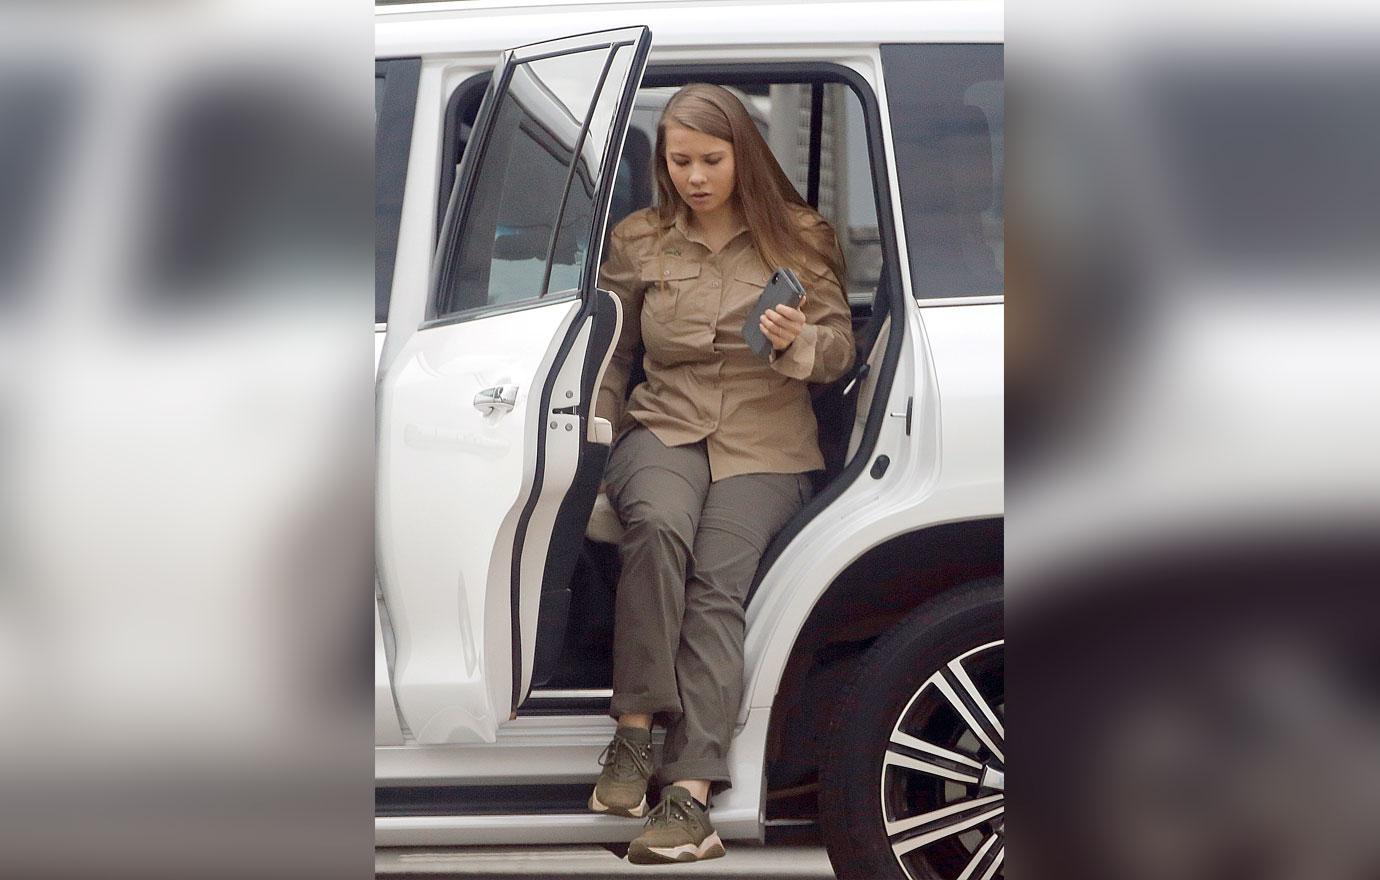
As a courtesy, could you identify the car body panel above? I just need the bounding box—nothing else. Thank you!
[376,0,1003,56]
[374,0,1003,846]
[378,298,583,744]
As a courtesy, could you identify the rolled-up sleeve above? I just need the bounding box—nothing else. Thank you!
[769,220,855,384]
[595,223,646,428]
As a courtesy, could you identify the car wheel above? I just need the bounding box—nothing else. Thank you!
[820,578,1004,880]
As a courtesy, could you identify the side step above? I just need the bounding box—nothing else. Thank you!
[374,708,772,846]
[377,783,593,817]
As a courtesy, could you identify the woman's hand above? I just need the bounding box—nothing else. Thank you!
[760,298,808,351]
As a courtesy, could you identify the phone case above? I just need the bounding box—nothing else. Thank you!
[742,267,806,360]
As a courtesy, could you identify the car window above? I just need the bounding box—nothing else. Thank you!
[376,58,420,324]
[882,44,1004,300]
[434,42,639,319]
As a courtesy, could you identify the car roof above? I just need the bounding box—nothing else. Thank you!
[376,0,1003,57]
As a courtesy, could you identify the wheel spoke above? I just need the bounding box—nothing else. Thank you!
[890,797,1004,857]
[982,844,1004,880]
[883,748,981,785]
[948,655,1003,740]
[890,729,984,770]
[933,672,1004,764]
[885,792,1002,838]
[955,832,1003,880]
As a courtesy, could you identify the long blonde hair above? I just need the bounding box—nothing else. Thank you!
[652,83,845,285]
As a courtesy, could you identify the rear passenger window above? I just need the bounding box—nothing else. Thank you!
[882,44,1004,300]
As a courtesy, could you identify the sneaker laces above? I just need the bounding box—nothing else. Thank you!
[598,735,652,780]
[643,794,692,828]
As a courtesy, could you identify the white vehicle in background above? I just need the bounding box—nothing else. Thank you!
[374,2,1003,878]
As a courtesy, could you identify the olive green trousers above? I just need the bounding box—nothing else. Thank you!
[604,425,812,793]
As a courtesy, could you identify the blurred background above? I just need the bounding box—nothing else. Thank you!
[1007,2,1380,878]
[0,2,375,878]
[1,0,1378,878]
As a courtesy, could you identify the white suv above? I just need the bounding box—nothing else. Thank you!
[374,2,1003,878]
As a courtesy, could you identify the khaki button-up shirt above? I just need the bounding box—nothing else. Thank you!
[595,205,855,481]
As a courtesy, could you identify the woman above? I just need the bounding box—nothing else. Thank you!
[589,83,855,865]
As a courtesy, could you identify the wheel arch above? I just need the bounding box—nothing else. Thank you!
[756,517,1004,801]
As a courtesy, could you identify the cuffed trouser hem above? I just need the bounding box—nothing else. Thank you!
[608,694,682,722]
[657,758,732,793]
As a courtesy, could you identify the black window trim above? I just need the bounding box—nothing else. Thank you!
[376,56,421,325]
[436,72,490,243]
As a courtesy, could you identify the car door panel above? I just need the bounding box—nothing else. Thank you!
[380,298,582,744]
[377,26,650,744]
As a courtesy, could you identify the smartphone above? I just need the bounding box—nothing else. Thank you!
[742,267,806,360]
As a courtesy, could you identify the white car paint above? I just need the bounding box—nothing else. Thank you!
[375,0,1003,848]
[377,297,584,743]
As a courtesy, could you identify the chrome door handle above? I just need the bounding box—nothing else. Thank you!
[473,384,519,414]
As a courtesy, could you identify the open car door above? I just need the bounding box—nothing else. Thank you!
[377,27,651,744]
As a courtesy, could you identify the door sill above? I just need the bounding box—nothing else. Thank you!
[376,805,759,847]
[377,783,593,817]
[519,688,612,716]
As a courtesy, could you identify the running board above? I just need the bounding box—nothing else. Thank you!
[377,783,593,817]
[376,714,626,785]
[374,709,772,847]
[375,806,760,847]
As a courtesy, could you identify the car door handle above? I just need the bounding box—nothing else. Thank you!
[473,384,519,414]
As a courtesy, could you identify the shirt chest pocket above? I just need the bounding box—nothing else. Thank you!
[639,260,702,323]
[727,264,774,329]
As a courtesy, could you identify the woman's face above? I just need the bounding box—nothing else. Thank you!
[664,125,737,217]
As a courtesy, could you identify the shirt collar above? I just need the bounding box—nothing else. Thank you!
[671,202,749,250]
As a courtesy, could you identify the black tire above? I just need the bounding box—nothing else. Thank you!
[819,578,1004,880]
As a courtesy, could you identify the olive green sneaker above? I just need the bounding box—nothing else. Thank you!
[589,725,654,818]
[626,785,726,864]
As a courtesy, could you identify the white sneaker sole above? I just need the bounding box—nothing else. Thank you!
[588,789,648,818]
[629,831,726,864]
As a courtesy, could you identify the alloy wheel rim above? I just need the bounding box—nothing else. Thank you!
[880,639,1004,880]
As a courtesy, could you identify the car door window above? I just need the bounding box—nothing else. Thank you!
[882,44,1004,300]
[434,40,641,320]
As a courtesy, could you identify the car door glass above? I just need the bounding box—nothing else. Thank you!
[439,43,635,317]
[881,44,1004,299]
[545,43,636,297]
